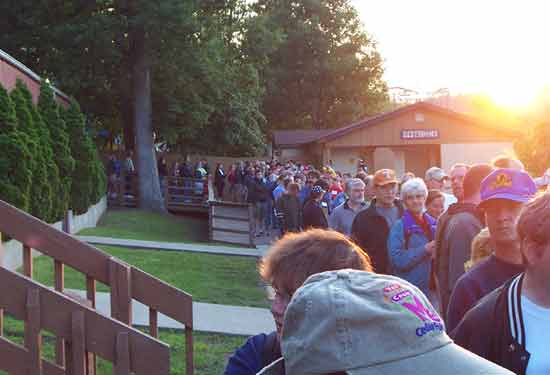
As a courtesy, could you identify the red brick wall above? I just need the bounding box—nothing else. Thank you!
[0,51,69,107]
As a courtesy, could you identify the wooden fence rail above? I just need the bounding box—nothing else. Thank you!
[0,266,170,375]
[0,200,194,375]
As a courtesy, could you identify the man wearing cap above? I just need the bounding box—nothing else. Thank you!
[434,164,494,316]
[351,169,404,274]
[258,269,513,375]
[452,193,550,375]
[302,184,329,229]
[446,169,536,331]
[425,166,458,210]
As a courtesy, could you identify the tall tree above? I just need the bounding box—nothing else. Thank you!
[0,84,32,212]
[38,81,75,220]
[253,0,388,130]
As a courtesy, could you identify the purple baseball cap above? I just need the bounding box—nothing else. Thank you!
[479,168,537,208]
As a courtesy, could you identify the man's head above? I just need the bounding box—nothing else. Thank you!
[424,167,448,190]
[479,169,537,248]
[491,155,525,170]
[345,178,366,205]
[518,193,550,278]
[462,164,494,203]
[450,163,470,202]
[373,169,398,207]
[260,270,509,375]
[259,230,372,340]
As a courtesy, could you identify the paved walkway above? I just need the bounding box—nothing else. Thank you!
[78,236,271,257]
[67,289,274,336]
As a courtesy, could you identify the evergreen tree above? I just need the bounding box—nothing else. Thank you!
[0,84,32,211]
[64,99,94,213]
[38,81,75,220]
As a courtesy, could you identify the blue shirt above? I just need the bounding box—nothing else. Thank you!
[273,185,285,201]
[224,333,275,375]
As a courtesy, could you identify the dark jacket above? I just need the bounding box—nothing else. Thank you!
[247,178,270,203]
[223,332,281,375]
[452,274,530,375]
[276,194,302,232]
[215,168,226,186]
[302,199,328,229]
[434,202,483,315]
[351,199,404,274]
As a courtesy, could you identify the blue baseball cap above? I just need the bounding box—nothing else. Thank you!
[479,169,537,208]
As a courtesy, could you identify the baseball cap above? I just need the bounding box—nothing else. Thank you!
[258,270,512,375]
[479,168,537,209]
[373,169,398,186]
[425,167,448,182]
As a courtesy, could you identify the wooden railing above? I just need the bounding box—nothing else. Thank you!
[164,176,210,213]
[0,266,170,375]
[0,200,194,375]
[108,173,138,208]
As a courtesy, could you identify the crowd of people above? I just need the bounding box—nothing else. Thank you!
[221,154,550,375]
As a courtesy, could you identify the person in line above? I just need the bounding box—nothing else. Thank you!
[449,163,470,203]
[425,166,457,210]
[329,178,367,237]
[491,155,525,170]
[452,193,550,375]
[272,175,287,203]
[259,269,513,375]
[351,169,404,274]
[463,228,491,272]
[248,169,271,237]
[302,185,328,229]
[434,164,493,316]
[223,230,372,375]
[387,178,436,296]
[214,163,226,200]
[446,169,536,331]
[276,183,302,233]
[425,189,445,220]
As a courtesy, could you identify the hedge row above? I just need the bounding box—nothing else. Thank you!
[0,79,106,222]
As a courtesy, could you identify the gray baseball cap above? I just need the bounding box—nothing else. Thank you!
[258,269,512,375]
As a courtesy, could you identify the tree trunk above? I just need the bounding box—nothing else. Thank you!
[131,26,165,212]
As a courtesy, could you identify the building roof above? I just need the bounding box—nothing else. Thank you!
[272,129,333,148]
[272,101,520,147]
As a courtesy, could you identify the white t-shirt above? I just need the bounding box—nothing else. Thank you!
[521,295,550,375]
[442,192,457,211]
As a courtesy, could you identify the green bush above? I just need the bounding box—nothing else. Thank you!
[0,84,32,211]
[38,81,75,221]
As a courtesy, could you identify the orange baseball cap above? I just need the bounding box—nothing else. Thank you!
[373,169,398,186]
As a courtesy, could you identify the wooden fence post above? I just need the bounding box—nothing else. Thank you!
[109,258,132,325]
[25,289,42,375]
[71,311,86,375]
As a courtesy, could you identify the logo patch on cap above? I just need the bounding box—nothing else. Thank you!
[383,283,443,337]
[491,173,513,190]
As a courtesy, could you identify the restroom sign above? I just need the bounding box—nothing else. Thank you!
[401,129,439,140]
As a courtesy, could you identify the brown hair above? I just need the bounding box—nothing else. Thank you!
[426,189,444,207]
[463,164,494,199]
[259,229,372,295]
[517,192,550,244]
[287,182,300,195]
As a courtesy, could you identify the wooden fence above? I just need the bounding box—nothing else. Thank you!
[164,176,211,213]
[209,201,255,247]
[0,200,194,375]
[0,266,170,375]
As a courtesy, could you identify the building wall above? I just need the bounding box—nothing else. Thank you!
[326,109,516,148]
[441,142,515,171]
[330,147,362,175]
[0,49,69,106]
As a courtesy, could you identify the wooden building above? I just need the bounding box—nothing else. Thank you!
[272,102,520,177]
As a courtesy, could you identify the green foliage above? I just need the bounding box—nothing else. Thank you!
[65,99,93,214]
[38,81,75,220]
[515,122,550,176]
[0,85,32,211]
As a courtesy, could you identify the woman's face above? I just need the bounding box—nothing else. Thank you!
[270,283,293,341]
[404,192,426,214]
[427,197,445,219]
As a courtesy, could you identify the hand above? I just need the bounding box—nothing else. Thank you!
[425,241,436,258]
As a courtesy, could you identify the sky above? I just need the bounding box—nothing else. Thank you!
[351,0,550,108]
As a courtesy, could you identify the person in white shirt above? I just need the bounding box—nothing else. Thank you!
[425,166,457,211]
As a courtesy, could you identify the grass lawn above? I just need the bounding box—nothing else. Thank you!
[1,315,245,375]
[31,245,269,308]
[78,209,209,243]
